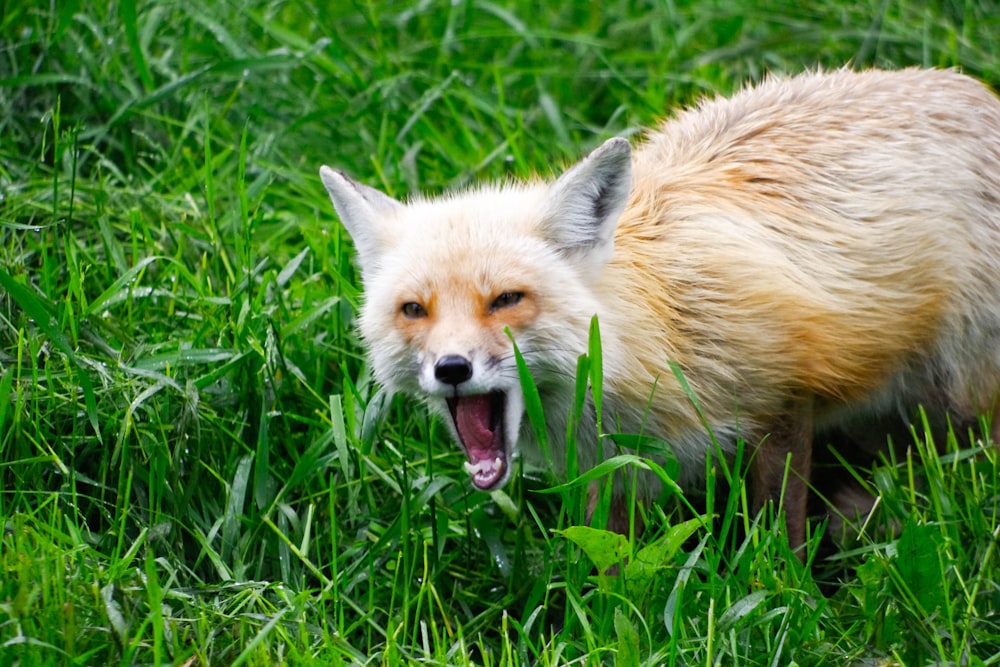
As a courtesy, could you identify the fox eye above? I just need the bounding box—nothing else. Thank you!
[490,291,524,311]
[400,302,427,319]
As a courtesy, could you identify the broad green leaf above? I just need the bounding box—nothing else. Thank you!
[614,607,640,667]
[896,518,946,614]
[625,516,705,598]
[558,525,629,573]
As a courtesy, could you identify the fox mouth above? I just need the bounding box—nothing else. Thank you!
[446,391,508,490]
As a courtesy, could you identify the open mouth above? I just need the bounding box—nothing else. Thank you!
[446,391,508,490]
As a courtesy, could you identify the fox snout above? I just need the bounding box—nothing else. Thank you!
[425,351,519,492]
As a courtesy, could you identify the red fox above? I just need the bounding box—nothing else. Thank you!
[320,68,1000,551]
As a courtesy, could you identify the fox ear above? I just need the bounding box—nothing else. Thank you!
[319,166,403,269]
[541,137,632,268]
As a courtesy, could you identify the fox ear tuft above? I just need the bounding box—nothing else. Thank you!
[319,166,403,269]
[541,137,632,268]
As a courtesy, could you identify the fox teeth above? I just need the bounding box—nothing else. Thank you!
[464,457,502,476]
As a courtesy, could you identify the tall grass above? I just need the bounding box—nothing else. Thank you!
[2,1,999,664]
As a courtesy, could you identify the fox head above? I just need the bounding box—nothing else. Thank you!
[320,138,632,491]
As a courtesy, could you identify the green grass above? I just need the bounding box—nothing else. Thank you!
[2,1,1000,664]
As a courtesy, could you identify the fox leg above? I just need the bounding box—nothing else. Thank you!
[586,480,645,537]
[750,396,815,557]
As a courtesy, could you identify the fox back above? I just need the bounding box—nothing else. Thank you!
[321,68,1000,548]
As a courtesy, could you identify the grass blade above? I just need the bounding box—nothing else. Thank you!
[0,267,101,441]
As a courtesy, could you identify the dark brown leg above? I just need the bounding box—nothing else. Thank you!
[750,396,814,557]
[586,480,645,537]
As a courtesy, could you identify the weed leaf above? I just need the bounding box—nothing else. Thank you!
[558,525,629,573]
[896,518,946,614]
[614,606,641,667]
[625,517,704,598]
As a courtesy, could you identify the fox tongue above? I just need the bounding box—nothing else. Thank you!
[455,395,496,449]
[453,394,506,490]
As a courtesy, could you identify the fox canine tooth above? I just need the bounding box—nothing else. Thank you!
[463,460,486,476]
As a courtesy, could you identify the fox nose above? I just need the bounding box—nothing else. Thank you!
[435,355,473,386]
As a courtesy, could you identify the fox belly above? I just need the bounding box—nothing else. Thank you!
[321,67,1000,554]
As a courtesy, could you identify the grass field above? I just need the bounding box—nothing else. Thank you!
[2,1,1000,665]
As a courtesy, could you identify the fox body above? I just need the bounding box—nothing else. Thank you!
[321,68,1000,548]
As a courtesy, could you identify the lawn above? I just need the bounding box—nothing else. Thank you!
[2,1,999,665]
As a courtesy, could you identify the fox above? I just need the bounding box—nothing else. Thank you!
[320,68,1000,552]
